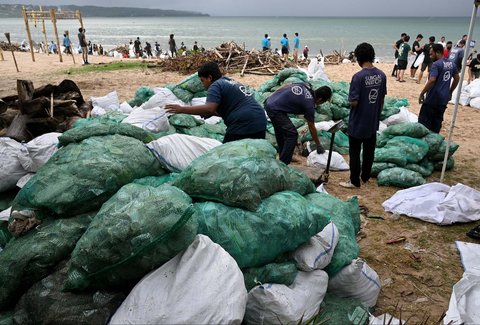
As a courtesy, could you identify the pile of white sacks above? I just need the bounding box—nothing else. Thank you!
[450,79,480,109]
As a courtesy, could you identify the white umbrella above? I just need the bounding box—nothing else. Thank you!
[441,0,480,182]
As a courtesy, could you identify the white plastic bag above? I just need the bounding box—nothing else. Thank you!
[444,273,480,324]
[147,134,221,172]
[90,106,106,117]
[0,138,29,192]
[91,91,120,113]
[16,173,35,188]
[122,107,170,133]
[307,150,349,171]
[293,222,339,271]
[119,101,133,114]
[450,81,470,106]
[468,79,480,98]
[0,207,11,221]
[469,97,480,109]
[150,87,186,107]
[244,270,329,325]
[328,258,381,307]
[109,235,247,325]
[314,120,336,132]
[16,132,61,172]
[383,107,418,125]
[191,97,207,106]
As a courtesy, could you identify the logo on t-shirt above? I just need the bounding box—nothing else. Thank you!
[443,71,451,82]
[305,91,313,99]
[368,89,378,104]
[239,85,253,97]
[291,85,303,96]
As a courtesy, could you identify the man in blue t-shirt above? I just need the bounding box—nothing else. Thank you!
[419,44,460,133]
[340,42,387,189]
[280,34,289,61]
[166,62,267,143]
[449,40,465,72]
[293,32,300,63]
[265,84,332,165]
[262,34,269,51]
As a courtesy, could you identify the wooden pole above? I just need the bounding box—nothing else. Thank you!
[0,48,4,61]
[78,11,84,29]
[40,6,49,55]
[50,9,63,63]
[4,33,20,72]
[22,6,35,62]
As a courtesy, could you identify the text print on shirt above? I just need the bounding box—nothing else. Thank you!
[226,79,253,97]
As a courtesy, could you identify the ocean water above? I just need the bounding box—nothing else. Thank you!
[0,16,477,61]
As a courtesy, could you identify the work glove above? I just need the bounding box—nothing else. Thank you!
[316,146,325,154]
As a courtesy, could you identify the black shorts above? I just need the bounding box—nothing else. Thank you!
[421,61,432,72]
[397,59,408,70]
[473,70,480,78]
[281,46,289,54]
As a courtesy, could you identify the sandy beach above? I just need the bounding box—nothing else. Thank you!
[1,50,480,322]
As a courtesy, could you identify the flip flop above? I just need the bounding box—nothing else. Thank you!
[467,225,480,240]
[399,80,406,83]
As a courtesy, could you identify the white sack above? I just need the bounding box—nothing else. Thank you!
[370,314,404,325]
[244,270,329,325]
[17,132,61,172]
[147,134,221,172]
[307,57,330,82]
[328,258,381,307]
[455,241,480,276]
[307,150,349,171]
[0,207,11,221]
[119,101,134,114]
[204,116,223,125]
[91,91,120,113]
[444,273,480,325]
[110,235,247,325]
[383,107,418,125]
[150,87,186,107]
[293,222,339,271]
[16,173,35,188]
[469,96,480,109]
[450,81,470,106]
[90,106,106,117]
[383,182,480,225]
[191,97,207,106]
[468,79,480,98]
[378,121,388,133]
[0,138,29,192]
[122,107,170,133]
[314,120,336,132]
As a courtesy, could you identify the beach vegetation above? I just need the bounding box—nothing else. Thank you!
[62,61,148,75]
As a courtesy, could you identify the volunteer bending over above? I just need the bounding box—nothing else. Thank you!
[166,62,267,143]
[264,83,332,164]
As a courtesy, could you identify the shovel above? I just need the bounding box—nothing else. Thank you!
[316,120,344,185]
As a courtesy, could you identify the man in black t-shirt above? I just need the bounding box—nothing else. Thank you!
[410,34,423,79]
[417,36,435,84]
[391,33,406,77]
[469,53,480,81]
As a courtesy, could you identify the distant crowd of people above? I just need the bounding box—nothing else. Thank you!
[261,33,308,63]
[127,34,205,59]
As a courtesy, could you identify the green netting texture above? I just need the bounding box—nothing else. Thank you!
[377,167,426,188]
[318,293,369,325]
[374,136,429,166]
[128,86,155,107]
[132,174,179,187]
[382,122,430,138]
[371,162,397,177]
[169,114,204,128]
[243,262,298,291]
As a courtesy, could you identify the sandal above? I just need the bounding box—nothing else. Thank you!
[467,225,480,240]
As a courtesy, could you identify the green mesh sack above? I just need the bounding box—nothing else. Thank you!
[166,85,194,104]
[434,157,455,171]
[73,113,127,128]
[243,262,298,291]
[305,193,360,277]
[376,132,393,147]
[175,156,314,211]
[314,113,330,122]
[316,102,334,120]
[132,173,179,187]
[169,114,203,128]
[257,78,279,93]
[0,222,12,248]
[383,122,430,138]
[58,120,156,146]
[182,125,225,142]
[153,125,177,139]
[331,93,349,108]
[0,189,18,211]
[190,138,276,160]
[375,136,429,166]
[254,91,271,106]
[377,167,426,188]
[428,140,460,161]
[371,162,397,177]
[393,98,410,107]
[193,90,208,98]
[332,81,350,94]
[405,163,434,177]
[0,214,92,309]
[265,132,277,148]
[318,293,369,325]
[13,261,125,325]
[422,133,445,156]
[0,312,12,325]
[380,106,400,120]
[11,134,165,219]
[277,68,307,82]
[128,86,155,107]
[195,191,330,268]
[65,184,197,291]
[177,73,205,94]
[290,117,306,129]
[331,104,350,120]
[309,78,331,90]
[283,76,306,85]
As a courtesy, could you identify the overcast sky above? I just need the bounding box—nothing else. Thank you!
[0,0,475,16]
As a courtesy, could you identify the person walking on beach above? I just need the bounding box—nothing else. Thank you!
[340,42,387,189]
[410,34,423,79]
[418,44,459,133]
[63,33,71,54]
[438,36,447,49]
[303,46,309,59]
[145,42,153,58]
[396,35,410,82]
[78,27,88,64]
[262,34,269,51]
[280,34,289,61]
[166,62,267,143]
[293,32,300,63]
[265,83,331,165]
[391,33,406,77]
[134,37,142,58]
[444,41,453,58]
[468,53,480,82]
[155,41,161,57]
[417,36,435,84]
[449,40,466,72]
[169,34,177,58]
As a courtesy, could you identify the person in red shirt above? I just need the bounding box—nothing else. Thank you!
[444,41,452,58]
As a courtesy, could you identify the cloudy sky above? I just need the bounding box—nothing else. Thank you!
[0,0,475,16]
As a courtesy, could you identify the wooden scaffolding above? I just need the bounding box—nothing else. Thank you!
[22,6,84,63]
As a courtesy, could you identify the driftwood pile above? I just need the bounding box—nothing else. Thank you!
[0,80,91,141]
[0,41,22,52]
[149,41,295,75]
[322,50,347,65]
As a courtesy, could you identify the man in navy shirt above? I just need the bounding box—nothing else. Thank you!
[265,83,332,164]
[419,44,460,133]
[340,42,387,189]
[166,62,267,143]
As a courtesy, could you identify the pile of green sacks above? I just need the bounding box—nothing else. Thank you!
[372,122,459,188]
